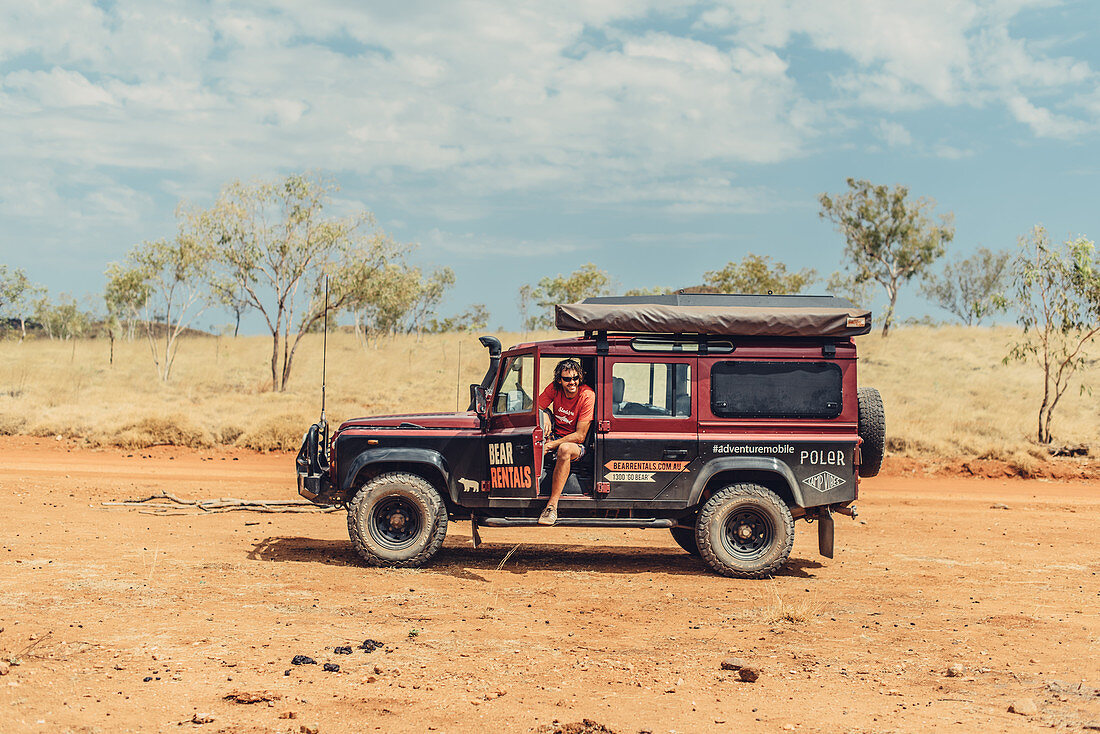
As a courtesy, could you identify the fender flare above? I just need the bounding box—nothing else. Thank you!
[341,448,452,502]
[687,457,805,508]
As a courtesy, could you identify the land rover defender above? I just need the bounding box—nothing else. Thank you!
[296,293,885,578]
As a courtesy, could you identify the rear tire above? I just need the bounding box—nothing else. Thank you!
[669,526,699,556]
[695,484,794,578]
[347,473,448,567]
[857,387,886,477]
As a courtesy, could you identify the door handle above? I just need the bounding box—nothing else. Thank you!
[663,449,689,460]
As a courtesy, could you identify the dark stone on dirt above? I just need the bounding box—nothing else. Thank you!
[334,646,352,655]
[143,676,153,682]
[720,657,745,671]
[989,504,1010,510]
[536,719,618,734]
[323,663,340,673]
[738,666,760,683]
[284,670,291,676]
[359,639,383,652]
[291,655,317,666]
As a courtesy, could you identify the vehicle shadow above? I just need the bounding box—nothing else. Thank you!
[248,536,823,579]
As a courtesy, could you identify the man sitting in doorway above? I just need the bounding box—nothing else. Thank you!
[537,358,595,526]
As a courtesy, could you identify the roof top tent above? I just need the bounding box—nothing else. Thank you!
[554,292,873,338]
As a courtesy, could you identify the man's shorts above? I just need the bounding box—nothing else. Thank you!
[551,434,586,460]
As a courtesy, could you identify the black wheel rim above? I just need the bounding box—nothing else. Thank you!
[369,496,422,551]
[721,507,773,561]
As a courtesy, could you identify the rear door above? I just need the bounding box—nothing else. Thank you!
[485,352,542,498]
[599,356,697,501]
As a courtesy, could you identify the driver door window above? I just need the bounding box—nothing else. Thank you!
[494,354,535,415]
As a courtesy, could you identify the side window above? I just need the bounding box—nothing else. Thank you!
[611,362,691,417]
[711,361,842,418]
[494,354,535,414]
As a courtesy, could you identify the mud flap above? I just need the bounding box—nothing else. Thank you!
[471,516,483,549]
[817,508,834,559]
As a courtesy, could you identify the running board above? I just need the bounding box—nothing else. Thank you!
[476,517,674,528]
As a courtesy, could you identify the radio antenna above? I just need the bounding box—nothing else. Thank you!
[320,276,329,430]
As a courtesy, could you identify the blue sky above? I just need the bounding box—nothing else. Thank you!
[2,0,1099,331]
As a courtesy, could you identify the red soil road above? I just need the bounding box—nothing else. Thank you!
[0,436,1097,733]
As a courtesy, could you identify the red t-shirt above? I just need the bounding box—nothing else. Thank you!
[537,383,595,438]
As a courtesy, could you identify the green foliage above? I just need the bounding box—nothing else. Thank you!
[105,235,209,381]
[622,286,677,296]
[0,266,39,340]
[350,264,423,346]
[920,247,1010,325]
[427,303,489,333]
[520,263,611,330]
[192,172,410,391]
[824,271,875,308]
[1004,226,1100,444]
[819,178,954,336]
[703,254,816,295]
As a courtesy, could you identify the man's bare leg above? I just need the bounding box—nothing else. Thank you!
[539,443,580,525]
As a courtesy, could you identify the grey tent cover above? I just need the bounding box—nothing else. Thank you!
[555,294,872,337]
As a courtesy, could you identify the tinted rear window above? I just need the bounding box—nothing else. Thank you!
[710,361,842,418]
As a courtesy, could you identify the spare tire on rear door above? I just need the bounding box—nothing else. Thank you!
[857,387,885,477]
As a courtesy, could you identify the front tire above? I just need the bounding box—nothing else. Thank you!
[696,484,794,578]
[347,473,448,567]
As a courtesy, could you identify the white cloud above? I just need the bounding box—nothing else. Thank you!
[1006,94,1092,138]
[876,120,913,147]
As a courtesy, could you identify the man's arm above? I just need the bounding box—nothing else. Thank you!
[545,419,591,451]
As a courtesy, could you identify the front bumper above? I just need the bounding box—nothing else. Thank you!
[296,422,336,504]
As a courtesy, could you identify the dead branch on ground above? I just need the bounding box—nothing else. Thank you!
[102,490,340,515]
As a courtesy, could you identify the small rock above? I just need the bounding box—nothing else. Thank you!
[373,665,384,675]
[291,655,317,666]
[279,711,298,720]
[323,663,340,673]
[720,657,745,671]
[143,676,153,682]
[299,725,319,734]
[990,503,1010,510]
[334,647,352,655]
[0,661,10,676]
[1009,698,1038,716]
[946,664,964,677]
[739,667,760,683]
[364,675,377,683]
[191,713,215,725]
[359,639,383,653]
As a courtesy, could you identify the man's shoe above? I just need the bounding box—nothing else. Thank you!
[538,505,557,526]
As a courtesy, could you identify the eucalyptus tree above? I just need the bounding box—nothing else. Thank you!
[194,173,408,391]
[819,178,954,336]
[1005,226,1100,444]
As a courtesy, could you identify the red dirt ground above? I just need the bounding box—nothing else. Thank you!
[0,436,1097,733]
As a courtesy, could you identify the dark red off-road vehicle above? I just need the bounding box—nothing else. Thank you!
[296,294,885,578]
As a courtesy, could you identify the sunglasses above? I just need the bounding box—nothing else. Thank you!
[559,375,580,383]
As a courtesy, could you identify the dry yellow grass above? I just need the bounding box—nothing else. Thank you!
[0,326,1095,458]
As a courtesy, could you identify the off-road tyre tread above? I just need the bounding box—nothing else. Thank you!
[669,526,700,556]
[347,472,448,568]
[696,483,795,579]
[857,387,886,478]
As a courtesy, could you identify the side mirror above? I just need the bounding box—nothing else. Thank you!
[470,384,488,419]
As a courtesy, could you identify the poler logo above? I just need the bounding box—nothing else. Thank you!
[804,471,846,493]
